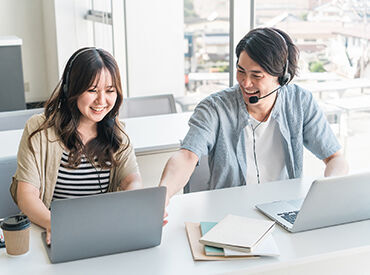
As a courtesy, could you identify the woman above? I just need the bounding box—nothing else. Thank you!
[160,27,348,207]
[10,47,142,244]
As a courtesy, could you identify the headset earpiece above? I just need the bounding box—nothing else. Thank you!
[271,29,291,86]
[279,58,291,86]
[61,79,69,101]
[62,63,72,102]
[280,73,291,86]
[61,47,96,102]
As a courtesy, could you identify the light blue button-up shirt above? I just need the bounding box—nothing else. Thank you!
[181,84,341,190]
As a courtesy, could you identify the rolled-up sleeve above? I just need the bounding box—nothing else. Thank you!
[10,115,44,203]
[110,127,140,191]
[302,92,341,160]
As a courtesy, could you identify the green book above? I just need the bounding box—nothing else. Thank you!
[200,222,224,256]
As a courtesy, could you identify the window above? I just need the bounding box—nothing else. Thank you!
[179,0,230,111]
[255,0,370,174]
[85,0,113,54]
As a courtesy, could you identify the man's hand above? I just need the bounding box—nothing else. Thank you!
[46,228,51,245]
[163,194,169,226]
[163,211,168,226]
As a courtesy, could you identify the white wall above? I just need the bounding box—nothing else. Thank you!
[125,0,185,97]
[0,0,52,103]
[1,0,185,103]
[42,0,59,95]
[53,0,185,98]
[53,0,94,76]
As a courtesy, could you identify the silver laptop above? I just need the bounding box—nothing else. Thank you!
[42,186,166,263]
[255,172,370,233]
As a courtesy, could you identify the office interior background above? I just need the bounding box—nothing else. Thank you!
[0,0,369,184]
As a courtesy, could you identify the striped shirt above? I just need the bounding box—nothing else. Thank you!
[52,151,111,200]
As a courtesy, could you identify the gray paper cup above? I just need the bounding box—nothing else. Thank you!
[1,214,31,256]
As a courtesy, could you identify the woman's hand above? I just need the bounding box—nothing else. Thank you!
[17,181,51,240]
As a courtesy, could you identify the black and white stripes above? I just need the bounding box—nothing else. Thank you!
[52,151,111,200]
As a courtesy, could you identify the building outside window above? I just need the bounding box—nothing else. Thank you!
[180,0,230,110]
[254,0,370,175]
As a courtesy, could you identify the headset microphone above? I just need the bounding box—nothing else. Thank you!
[248,86,282,104]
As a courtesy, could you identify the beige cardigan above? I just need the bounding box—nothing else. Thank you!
[10,114,140,209]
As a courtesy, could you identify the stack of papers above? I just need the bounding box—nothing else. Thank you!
[185,214,279,261]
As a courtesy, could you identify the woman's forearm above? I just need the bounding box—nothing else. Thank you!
[120,173,143,191]
[17,181,51,231]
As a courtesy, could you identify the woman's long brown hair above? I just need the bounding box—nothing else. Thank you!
[29,47,129,169]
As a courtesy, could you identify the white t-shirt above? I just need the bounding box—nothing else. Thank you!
[245,115,289,184]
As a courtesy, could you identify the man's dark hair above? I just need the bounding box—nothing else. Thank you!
[236,27,299,84]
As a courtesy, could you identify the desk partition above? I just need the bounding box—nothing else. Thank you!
[0,36,26,111]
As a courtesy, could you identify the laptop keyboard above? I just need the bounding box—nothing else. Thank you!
[278,211,299,224]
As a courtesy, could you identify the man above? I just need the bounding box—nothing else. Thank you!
[160,27,348,208]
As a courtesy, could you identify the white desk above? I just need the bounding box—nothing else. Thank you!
[327,95,370,113]
[0,129,23,158]
[124,112,191,156]
[305,78,370,98]
[188,72,229,82]
[324,95,370,157]
[0,112,192,159]
[294,72,343,82]
[1,178,370,275]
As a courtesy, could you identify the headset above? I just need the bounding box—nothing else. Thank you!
[275,29,291,86]
[248,29,291,104]
[62,47,97,99]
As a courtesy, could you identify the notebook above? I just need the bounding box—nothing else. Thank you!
[200,222,224,256]
[185,222,258,261]
[42,186,166,263]
[200,222,279,257]
[199,214,275,253]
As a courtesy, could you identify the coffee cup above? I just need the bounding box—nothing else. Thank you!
[0,214,31,256]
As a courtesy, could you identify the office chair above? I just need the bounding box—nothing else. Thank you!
[183,155,210,193]
[0,108,44,131]
[119,94,177,118]
[0,156,20,218]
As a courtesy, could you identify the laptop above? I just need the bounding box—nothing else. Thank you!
[42,186,166,263]
[255,172,370,233]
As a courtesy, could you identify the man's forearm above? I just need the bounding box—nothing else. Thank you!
[159,150,198,199]
[324,155,349,177]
